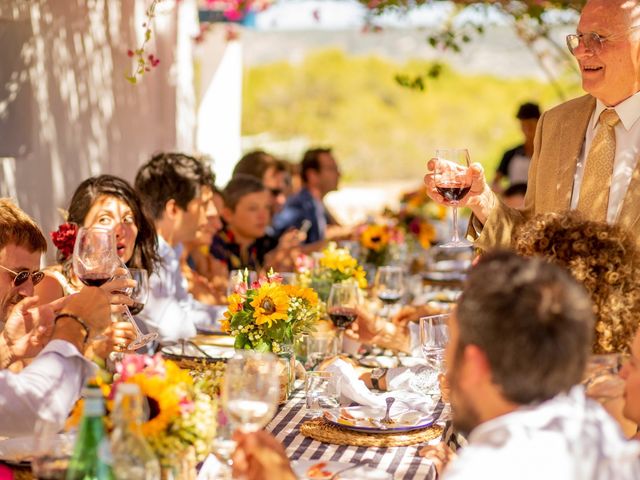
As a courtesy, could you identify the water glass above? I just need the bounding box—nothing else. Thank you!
[411,314,449,396]
[31,419,74,479]
[223,351,279,432]
[305,332,340,369]
[305,371,341,416]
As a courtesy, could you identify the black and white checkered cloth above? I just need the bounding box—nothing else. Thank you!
[267,389,447,479]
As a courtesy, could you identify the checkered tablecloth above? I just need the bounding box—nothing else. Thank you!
[266,389,447,480]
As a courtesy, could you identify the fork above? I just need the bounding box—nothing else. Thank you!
[381,397,395,424]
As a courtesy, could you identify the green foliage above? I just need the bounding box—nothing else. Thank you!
[242,48,582,181]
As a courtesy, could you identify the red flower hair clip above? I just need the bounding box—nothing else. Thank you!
[50,222,78,259]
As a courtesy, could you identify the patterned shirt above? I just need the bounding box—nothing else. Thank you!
[210,227,277,272]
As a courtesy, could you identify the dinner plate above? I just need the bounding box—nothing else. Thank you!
[292,460,392,480]
[323,405,435,433]
[160,343,235,361]
[0,433,73,466]
[192,335,236,348]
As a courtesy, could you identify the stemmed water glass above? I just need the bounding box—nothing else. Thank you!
[327,282,361,346]
[374,266,405,319]
[434,148,473,248]
[223,351,280,433]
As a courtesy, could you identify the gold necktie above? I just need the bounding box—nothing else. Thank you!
[576,108,620,222]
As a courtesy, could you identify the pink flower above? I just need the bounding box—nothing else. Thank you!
[295,254,313,273]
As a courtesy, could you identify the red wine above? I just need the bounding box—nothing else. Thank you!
[378,292,402,305]
[129,302,145,315]
[435,183,471,203]
[78,273,111,287]
[328,307,357,329]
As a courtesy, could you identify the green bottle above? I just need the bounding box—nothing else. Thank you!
[65,386,115,480]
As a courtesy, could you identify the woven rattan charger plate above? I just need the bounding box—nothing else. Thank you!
[300,417,443,447]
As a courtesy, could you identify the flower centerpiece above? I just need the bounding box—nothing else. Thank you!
[221,270,319,353]
[358,222,405,267]
[296,243,368,301]
[67,354,217,471]
[388,185,445,250]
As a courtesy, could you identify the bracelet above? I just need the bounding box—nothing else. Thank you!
[54,313,90,344]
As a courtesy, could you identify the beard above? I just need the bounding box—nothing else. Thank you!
[0,289,25,323]
[448,356,483,437]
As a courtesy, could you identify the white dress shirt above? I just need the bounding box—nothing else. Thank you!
[443,387,640,480]
[136,236,224,342]
[570,91,640,223]
[0,340,95,437]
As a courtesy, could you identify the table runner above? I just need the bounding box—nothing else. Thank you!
[267,390,446,480]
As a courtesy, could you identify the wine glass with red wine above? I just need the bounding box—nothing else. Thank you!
[434,148,473,248]
[73,227,119,287]
[327,282,361,347]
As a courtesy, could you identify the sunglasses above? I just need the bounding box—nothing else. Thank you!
[0,264,45,287]
[566,25,640,55]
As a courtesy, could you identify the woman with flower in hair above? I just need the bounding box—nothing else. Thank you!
[37,175,159,359]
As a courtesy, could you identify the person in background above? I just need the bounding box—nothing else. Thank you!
[501,183,527,210]
[231,252,640,479]
[211,175,303,273]
[426,0,640,251]
[271,147,341,244]
[492,102,541,193]
[182,186,228,305]
[0,198,111,437]
[233,150,290,215]
[134,152,224,341]
[35,175,157,360]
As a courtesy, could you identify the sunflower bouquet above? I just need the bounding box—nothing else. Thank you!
[67,354,216,463]
[358,222,405,267]
[221,270,319,353]
[296,243,368,301]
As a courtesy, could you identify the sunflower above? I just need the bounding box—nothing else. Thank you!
[361,224,389,252]
[250,282,289,326]
[227,293,244,313]
[283,284,318,307]
[126,373,182,438]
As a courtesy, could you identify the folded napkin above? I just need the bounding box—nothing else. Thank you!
[323,359,439,416]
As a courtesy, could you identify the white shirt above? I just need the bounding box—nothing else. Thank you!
[570,92,640,223]
[136,236,224,342]
[0,340,95,437]
[443,387,640,480]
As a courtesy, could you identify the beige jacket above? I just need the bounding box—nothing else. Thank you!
[472,94,640,250]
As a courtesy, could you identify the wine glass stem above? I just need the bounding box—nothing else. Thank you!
[122,306,144,338]
[451,206,460,243]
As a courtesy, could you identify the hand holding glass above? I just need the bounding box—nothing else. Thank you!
[434,149,473,248]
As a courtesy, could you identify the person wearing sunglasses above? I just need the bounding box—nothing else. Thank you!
[0,199,112,437]
[425,0,640,252]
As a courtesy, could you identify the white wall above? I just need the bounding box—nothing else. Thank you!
[0,0,197,259]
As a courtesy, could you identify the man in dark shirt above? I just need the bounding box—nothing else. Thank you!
[492,102,541,193]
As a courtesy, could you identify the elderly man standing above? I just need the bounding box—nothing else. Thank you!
[425,0,640,249]
[0,199,111,437]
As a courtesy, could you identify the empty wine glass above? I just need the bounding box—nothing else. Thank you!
[374,266,405,318]
[434,148,473,248]
[327,282,361,346]
[209,406,236,480]
[223,351,280,433]
[73,227,118,287]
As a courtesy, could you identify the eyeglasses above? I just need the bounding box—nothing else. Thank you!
[0,264,45,287]
[567,25,640,55]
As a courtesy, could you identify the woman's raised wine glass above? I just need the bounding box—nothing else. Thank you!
[434,148,473,248]
[223,351,280,433]
[119,268,158,350]
[374,266,405,319]
[327,282,361,345]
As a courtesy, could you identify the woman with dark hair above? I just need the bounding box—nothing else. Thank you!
[36,175,159,358]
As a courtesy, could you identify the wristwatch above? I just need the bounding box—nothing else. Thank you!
[370,368,387,390]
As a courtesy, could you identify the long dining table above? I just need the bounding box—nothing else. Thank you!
[267,388,448,480]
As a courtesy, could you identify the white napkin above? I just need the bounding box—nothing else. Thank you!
[323,359,439,416]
